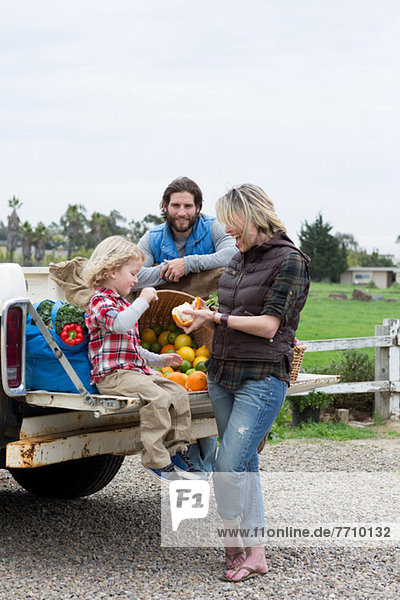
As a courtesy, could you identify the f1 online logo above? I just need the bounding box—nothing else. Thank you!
[169,480,210,531]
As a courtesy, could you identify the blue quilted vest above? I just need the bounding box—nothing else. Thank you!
[149,215,215,263]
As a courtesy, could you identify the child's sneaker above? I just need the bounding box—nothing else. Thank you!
[144,462,181,483]
[171,451,202,479]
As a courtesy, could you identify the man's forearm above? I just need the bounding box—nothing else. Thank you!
[184,245,237,273]
[136,264,166,289]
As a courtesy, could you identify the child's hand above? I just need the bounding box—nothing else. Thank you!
[162,353,183,367]
[139,287,158,304]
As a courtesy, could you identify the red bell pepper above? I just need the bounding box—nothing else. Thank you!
[60,323,85,345]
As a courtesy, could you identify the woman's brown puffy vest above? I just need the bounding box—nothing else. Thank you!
[212,233,310,367]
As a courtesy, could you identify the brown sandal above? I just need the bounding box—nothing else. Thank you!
[222,564,268,583]
[225,549,246,570]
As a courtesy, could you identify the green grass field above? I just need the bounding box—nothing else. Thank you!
[296,282,400,370]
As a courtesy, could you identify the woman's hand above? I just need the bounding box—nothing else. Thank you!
[181,307,214,334]
[162,353,183,367]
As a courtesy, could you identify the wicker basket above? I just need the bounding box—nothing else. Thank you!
[289,344,306,383]
[138,289,213,350]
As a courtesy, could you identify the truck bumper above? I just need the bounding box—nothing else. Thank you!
[6,416,218,469]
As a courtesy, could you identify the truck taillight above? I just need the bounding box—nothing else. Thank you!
[6,306,23,388]
[1,298,27,396]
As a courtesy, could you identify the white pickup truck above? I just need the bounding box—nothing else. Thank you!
[0,263,338,499]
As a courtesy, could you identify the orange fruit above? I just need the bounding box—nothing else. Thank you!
[161,366,174,374]
[160,344,176,354]
[166,372,188,387]
[186,371,207,391]
[194,296,202,309]
[141,328,156,344]
[172,302,194,327]
[174,334,193,350]
[192,355,209,368]
[177,345,195,363]
[158,330,170,347]
[195,345,210,358]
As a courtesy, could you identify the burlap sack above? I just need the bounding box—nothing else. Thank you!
[49,257,92,311]
[49,258,224,310]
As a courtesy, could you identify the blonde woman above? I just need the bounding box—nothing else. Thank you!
[183,185,311,582]
[84,236,198,482]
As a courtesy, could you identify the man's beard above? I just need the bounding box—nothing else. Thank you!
[166,211,198,234]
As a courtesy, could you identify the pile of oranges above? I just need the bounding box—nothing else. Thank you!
[140,322,209,391]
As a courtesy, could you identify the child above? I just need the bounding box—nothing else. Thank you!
[84,235,197,482]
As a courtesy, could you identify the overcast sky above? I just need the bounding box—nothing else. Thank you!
[1,1,399,255]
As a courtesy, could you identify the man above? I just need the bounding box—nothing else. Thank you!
[137,177,237,474]
[136,176,237,288]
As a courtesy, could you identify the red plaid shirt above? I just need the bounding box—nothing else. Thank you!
[85,287,151,384]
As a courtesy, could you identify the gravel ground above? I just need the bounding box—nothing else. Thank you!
[1,437,399,600]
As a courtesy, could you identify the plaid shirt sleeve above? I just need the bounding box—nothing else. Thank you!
[85,294,120,333]
[262,252,309,326]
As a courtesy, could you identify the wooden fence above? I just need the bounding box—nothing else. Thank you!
[301,318,400,421]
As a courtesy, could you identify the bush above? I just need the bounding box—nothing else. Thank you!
[268,400,292,441]
[314,349,374,415]
[289,390,332,413]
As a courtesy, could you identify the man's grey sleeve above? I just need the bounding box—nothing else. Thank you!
[113,297,149,333]
[183,220,238,274]
[136,231,166,289]
[139,347,164,367]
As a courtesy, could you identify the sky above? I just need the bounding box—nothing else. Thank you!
[1,0,399,255]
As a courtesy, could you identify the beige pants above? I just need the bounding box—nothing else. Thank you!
[97,370,191,469]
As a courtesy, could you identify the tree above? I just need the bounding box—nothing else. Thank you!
[299,213,348,282]
[7,195,22,262]
[21,221,33,265]
[60,204,88,259]
[335,232,359,252]
[0,219,7,240]
[45,221,64,250]
[347,249,395,268]
[33,222,47,265]
[88,210,129,248]
[129,214,163,243]
[89,212,107,248]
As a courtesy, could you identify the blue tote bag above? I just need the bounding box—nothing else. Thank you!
[25,300,98,394]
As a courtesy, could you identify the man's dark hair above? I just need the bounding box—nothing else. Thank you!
[160,177,203,218]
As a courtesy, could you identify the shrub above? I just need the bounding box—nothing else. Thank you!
[268,400,292,441]
[289,390,333,413]
[314,349,374,414]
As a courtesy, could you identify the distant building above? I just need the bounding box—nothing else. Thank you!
[341,266,400,289]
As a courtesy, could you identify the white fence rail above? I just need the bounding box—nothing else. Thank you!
[301,318,400,421]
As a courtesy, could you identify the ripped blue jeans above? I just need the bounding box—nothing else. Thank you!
[209,376,287,545]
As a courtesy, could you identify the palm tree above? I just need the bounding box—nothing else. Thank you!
[89,212,107,248]
[7,196,22,262]
[21,221,33,265]
[34,222,47,265]
[60,204,88,259]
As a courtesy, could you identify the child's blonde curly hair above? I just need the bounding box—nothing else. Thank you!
[84,236,145,288]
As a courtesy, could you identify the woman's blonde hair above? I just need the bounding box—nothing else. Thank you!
[216,184,286,246]
[83,236,145,288]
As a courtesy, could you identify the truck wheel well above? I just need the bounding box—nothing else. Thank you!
[9,454,124,499]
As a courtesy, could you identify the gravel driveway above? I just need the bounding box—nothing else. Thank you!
[1,437,399,600]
